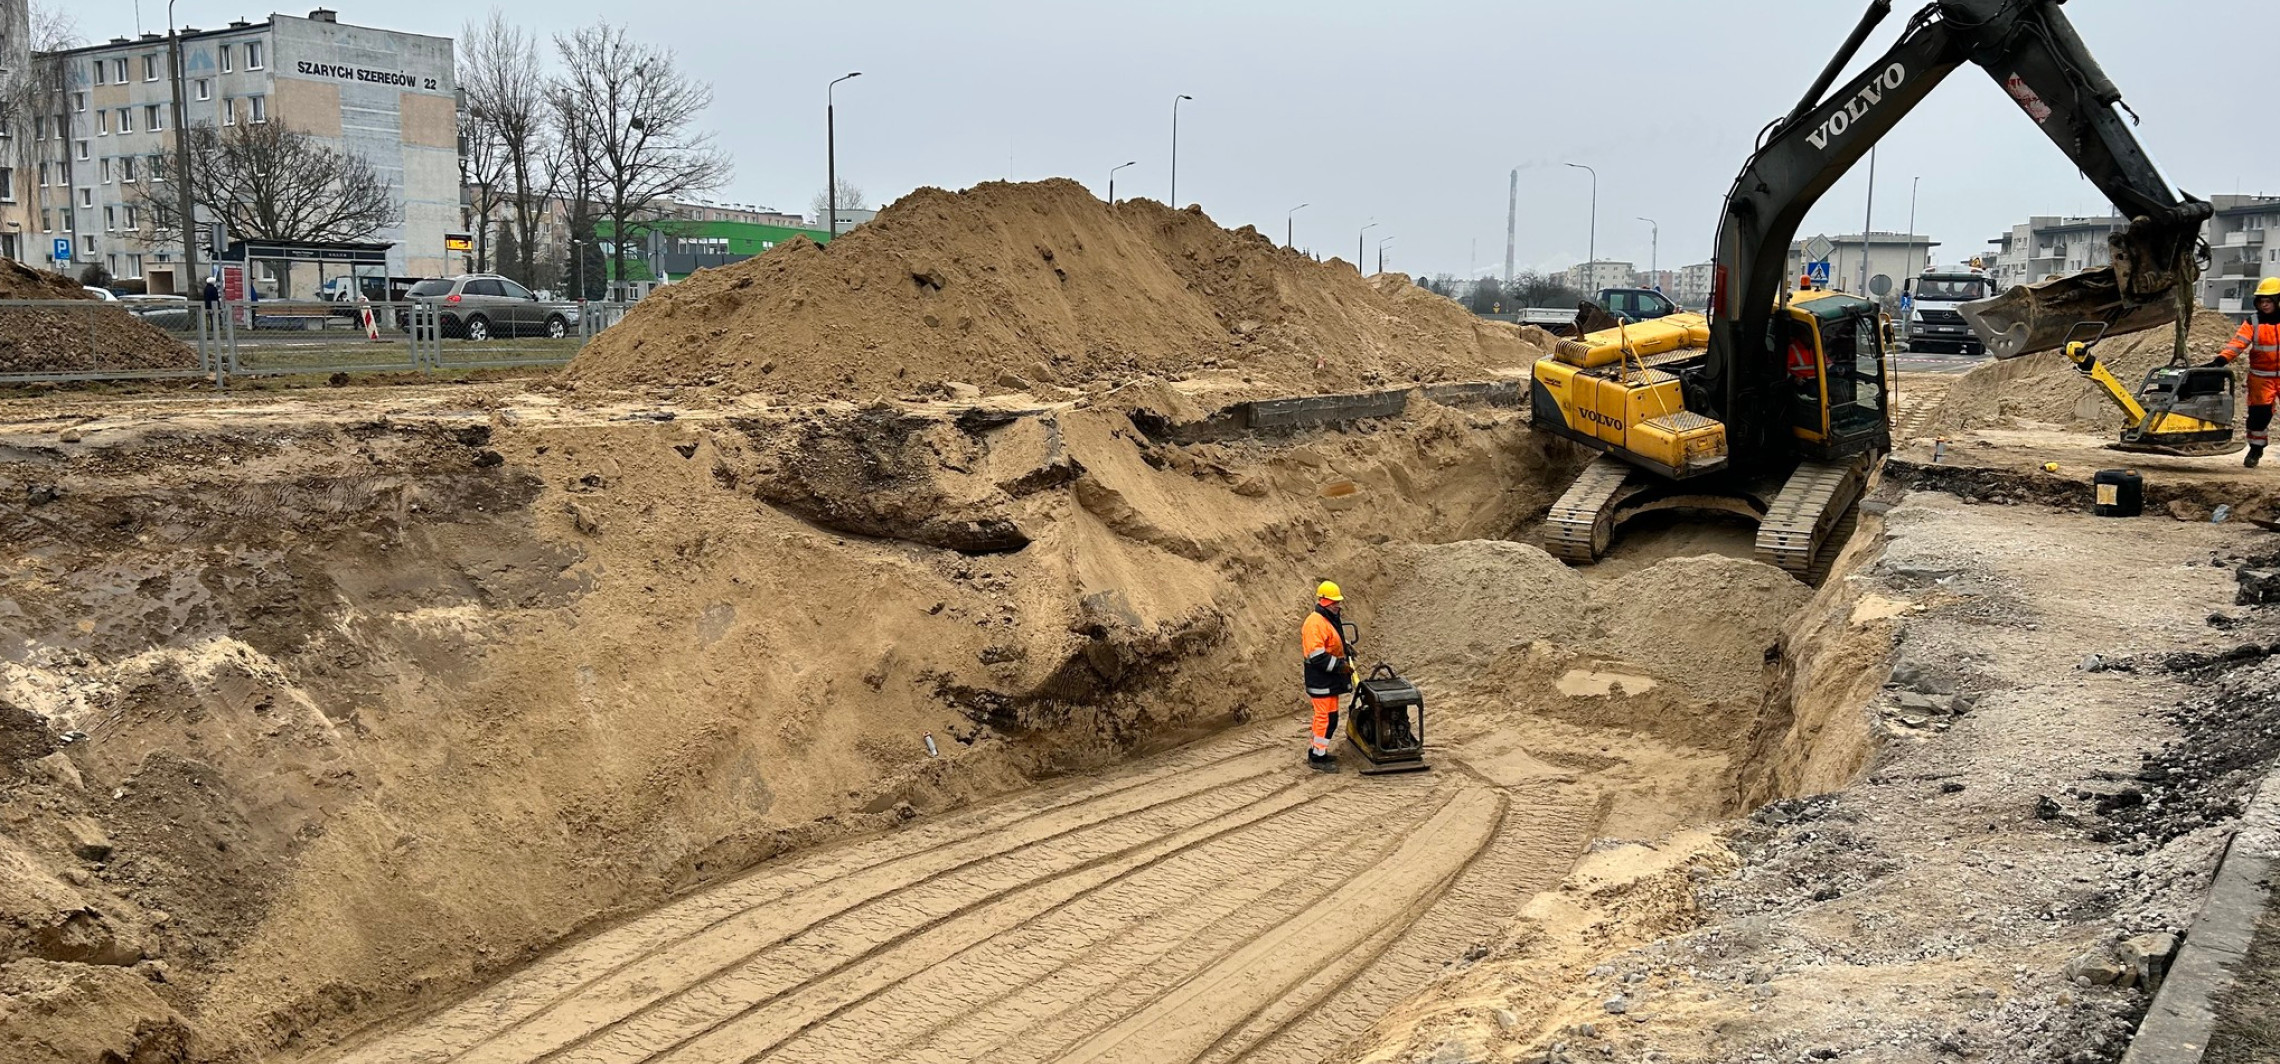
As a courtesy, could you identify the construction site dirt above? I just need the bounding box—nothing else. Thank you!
[3,181,2278,1064]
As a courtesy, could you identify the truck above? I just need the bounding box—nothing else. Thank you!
[1515,287,1682,335]
[1902,268,1996,354]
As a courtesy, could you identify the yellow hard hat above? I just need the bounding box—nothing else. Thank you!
[1315,581,1344,602]
[2257,278,2280,298]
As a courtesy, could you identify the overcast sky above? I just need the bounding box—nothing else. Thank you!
[102,1,2278,279]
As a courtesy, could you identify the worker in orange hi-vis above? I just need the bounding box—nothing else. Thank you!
[1301,581,1355,773]
[2209,278,2280,468]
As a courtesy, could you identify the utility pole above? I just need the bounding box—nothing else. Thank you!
[1358,221,1376,273]
[827,72,862,238]
[1286,203,1308,249]
[1858,146,1878,295]
[1504,167,1518,286]
[1377,236,1393,275]
[1566,162,1597,274]
[167,0,198,298]
[1170,94,1192,206]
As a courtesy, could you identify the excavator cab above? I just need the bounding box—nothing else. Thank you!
[1785,292,1892,461]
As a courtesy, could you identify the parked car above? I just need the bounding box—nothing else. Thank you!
[119,293,192,330]
[403,274,579,340]
[83,286,119,301]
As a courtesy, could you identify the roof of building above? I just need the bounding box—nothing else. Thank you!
[43,9,448,58]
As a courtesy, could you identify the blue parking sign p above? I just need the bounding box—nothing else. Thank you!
[53,238,72,263]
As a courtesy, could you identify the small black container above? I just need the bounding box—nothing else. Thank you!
[2094,468,2143,517]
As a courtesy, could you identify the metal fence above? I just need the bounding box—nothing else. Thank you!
[0,298,637,386]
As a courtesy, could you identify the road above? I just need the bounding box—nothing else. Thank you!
[311,732,1597,1064]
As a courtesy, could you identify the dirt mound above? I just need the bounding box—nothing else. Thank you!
[567,179,1541,400]
[1929,309,2242,435]
[1368,540,1588,677]
[0,260,199,376]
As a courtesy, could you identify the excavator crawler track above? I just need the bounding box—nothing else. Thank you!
[1754,460,1866,582]
[1542,455,1637,565]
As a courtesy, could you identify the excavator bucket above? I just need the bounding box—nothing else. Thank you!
[1958,267,2181,361]
[1960,215,2203,361]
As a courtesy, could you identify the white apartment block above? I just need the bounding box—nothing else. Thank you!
[1567,260,1635,294]
[25,9,455,294]
[2200,195,2280,318]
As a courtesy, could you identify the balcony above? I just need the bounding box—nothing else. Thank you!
[2220,297,2247,315]
[2215,257,2267,279]
[2221,228,2268,248]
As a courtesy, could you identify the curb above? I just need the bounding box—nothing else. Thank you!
[2123,764,2280,1063]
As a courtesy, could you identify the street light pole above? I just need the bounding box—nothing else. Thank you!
[1170,94,1192,206]
[827,72,862,240]
[1358,221,1377,273]
[1566,162,1597,273]
[1377,236,1394,274]
[166,0,197,298]
[1286,202,1308,249]
[1637,217,1658,286]
[1108,160,1137,204]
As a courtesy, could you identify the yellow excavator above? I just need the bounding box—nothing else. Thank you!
[1529,0,2209,580]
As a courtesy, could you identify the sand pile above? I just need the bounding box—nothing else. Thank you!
[0,260,198,375]
[568,179,1541,399]
[1929,309,2243,434]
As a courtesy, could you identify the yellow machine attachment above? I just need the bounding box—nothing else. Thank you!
[2064,339,2238,457]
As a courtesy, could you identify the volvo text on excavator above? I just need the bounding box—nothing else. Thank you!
[1529,0,2209,581]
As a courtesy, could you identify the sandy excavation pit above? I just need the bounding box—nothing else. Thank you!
[8,179,2277,1064]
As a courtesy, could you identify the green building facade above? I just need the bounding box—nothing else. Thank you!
[598,217,834,282]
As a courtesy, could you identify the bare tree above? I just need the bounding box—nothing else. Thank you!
[2,3,81,262]
[459,96,508,272]
[550,20,730,297]
[810,177,865,228]
[461,11,553,284]
[140,122,397,244]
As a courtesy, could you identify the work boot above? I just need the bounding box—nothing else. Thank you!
[2248,445,2264,469]
[1306,752,1340,773]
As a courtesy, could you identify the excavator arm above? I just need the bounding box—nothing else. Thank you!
[1701,0,2209,472]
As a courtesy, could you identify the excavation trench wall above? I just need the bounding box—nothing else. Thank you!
[0,392,1604,1061]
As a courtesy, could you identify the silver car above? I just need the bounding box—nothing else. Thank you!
[405,274,579,340]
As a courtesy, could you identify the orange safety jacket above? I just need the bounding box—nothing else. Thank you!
[1786,337,1819,382]
[2217,320,2280,405]
[1301,608,1351,697]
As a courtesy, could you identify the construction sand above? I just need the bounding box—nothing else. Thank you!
[0,260,198,375]
[567,179,1541,401]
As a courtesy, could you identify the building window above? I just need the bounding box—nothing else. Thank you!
[99,158,111,182]
[145,105,162,130]
[96,110,109,135]
[76,140,90,160]
[0,167,11,203]
[127,254,144,277]
[222,98,236,125]
[40,209,51,231]
[195,79,210,101]
[220,45,232,73]
[122,156,137,183]
[118,108,132,133]
[79,187,93,207]
[93,61,105,85]
[33,115,45,139]
[37,162,48,186]
[124,205,138,228]
[114,58,129,82]
[72,92,86,112]
[144,54,159,81]
[250,95,266,124]
[81,235,95,256]
[106,206,117,230]
[246,41,263,69]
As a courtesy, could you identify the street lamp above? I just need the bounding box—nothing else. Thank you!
[1170,94,1193,206]
[827,72,862,239]
[167,0,198,298]
[1358,221,1377,273]
[1565,162,1597,272]
[1108,160,1137,204]
[1286,203,1308,249]
[1377,236,1394,275]
[1636,217,1658,286]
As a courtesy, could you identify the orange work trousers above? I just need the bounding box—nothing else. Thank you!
[1309,695,1340,756]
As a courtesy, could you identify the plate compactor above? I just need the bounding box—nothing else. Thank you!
[1337,622,1428,776]
[2062,323,2240,458]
